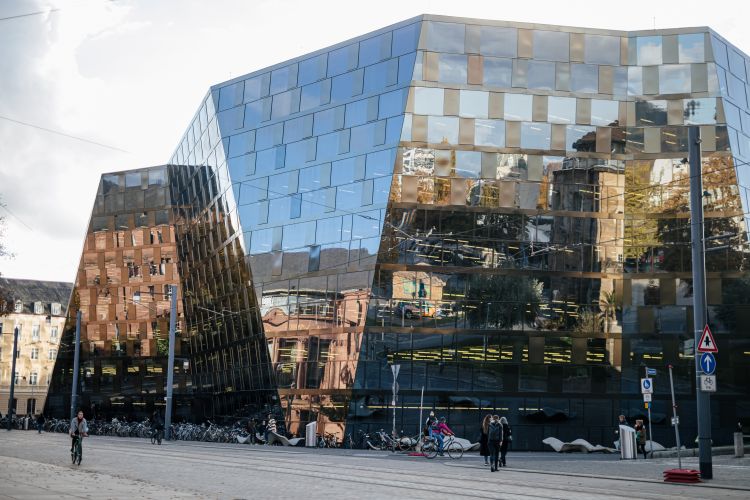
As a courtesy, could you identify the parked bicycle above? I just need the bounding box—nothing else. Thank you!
[317,432,338,448]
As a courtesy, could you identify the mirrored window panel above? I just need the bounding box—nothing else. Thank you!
[423,21,465,53]
[414,87,444,115]
[584,34,620,65]
[590,100,619,126]
[678,33,705,63]
[521,122,551,149]
[570,64,599,93]
[566,125,596,152]
[484,57,513,88]
[635,100,667,126]
[636,36,663,66]
[439,54,468,84]
[427,116,459,144]
[533,30,570,62]
[459,90,489,118]
[474,119,505,147]
[527,61,556,90]
[659,65,691,94]
[504,93,533,121]
[548,96,576,124]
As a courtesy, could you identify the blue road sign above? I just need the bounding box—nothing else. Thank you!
[646,368,657,376]
[700,352,716,375]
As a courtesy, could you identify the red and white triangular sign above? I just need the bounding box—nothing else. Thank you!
[697,324,718,353]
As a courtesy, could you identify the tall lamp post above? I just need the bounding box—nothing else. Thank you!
[6,324,19,430]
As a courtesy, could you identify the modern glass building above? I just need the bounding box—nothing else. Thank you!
[50,15,750,449]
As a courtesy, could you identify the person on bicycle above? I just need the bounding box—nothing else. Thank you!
[151,410,164,439]
[69,410,89,453]
[434,417,454,456]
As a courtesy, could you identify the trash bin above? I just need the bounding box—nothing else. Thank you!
[23,416,29,430]
[735,432,745,458]
[619,425,637,459]
[305,421,317,447]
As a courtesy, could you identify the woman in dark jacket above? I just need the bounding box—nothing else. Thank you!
[499,417,511,467]
[479,414,491,466]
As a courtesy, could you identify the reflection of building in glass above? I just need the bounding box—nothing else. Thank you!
[0,279,72,416]
[48,16,750,448]
[45,166,194,420]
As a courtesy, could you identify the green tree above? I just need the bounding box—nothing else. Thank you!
[466,274,544,328]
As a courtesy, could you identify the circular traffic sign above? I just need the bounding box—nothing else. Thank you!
[700,352,716,375]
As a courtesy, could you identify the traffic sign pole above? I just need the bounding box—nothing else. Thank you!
[668,364,682,469]
[645,366,654,458]
[688,126,712,479]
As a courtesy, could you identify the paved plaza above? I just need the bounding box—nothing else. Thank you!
[0,431,749,499]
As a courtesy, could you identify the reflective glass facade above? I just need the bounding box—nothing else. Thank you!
[48,16,750,449]
[46,166,194,420]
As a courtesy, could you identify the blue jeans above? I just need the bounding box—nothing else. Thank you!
[431,431,444,453]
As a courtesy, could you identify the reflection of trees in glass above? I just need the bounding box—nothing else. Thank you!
[572,308,603,334]
[598,290,617,334]
[466,274,543,328]
[716,278,750,331]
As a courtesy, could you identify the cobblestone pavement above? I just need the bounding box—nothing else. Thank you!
[0,432,748,499]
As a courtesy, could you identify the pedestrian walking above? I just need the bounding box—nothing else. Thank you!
[246,419,257,444]
[487,415,503,472]
[265,415,277,444]
[499,417,512,467]
[479,414,491,466]
[634,419,647,459]
[36,413,45,433]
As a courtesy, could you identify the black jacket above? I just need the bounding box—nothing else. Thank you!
[488,421,503,442]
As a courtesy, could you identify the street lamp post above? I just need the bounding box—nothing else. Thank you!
[6,325,19,430]
[70,310,82,421]
[164,284,177,440]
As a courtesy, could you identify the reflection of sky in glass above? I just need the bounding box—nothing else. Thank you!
[504,93,532,121]
[474,119,505,147]
[527,61,556,90]
[480,26,517,57]
[438,54,467,84]
[533,30,569,62]
[628,66,643,95]
[424,21,465,53]
[590,100,619,126]
[483,57,512,88]
[520,122,551,149]
[658,65,691,94]
[584,34,620,65]
[548,97,576,124]
[427,116,459,144]
[683,98,717,125]
[459,90,488,118]
[678,34,704,63]
[570,64,598,93]
[455,151,481,178]
[414,87,443,115]
[637,36,662,66]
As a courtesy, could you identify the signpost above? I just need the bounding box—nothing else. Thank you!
[642,368,655,458]
[391,364,400,439]
[700,375,717,392]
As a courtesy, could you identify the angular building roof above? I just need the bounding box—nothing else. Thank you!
[0,278,73,316]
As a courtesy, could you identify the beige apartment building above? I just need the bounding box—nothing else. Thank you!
[0,278,72,418]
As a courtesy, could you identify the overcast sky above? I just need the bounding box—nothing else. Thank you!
[0,0,748,283]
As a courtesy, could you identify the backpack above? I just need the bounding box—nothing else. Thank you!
[488,422,501,441]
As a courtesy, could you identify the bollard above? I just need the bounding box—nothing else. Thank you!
[734,432,745,458]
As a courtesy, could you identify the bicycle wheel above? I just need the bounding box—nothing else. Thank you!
[446,441,463,459]
[157,431,163,445]
[423,440,439,459]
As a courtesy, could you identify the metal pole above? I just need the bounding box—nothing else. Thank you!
[688,126,712,479]
[69,311,81,422]
[645,366,654,458]
[668,364,683,469]
[418,385,425,436]
[7,325,19,430]
[164,284,177,441]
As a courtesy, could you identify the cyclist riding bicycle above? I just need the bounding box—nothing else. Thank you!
[432,416,454,456]
[151,410,164,442]
[69,410,89,454]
